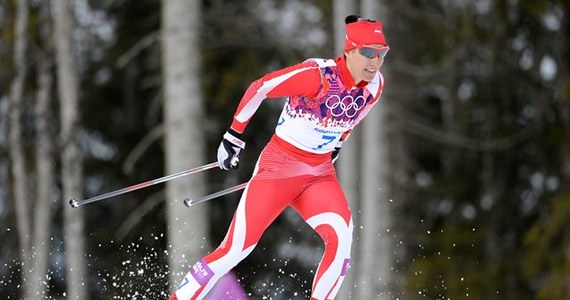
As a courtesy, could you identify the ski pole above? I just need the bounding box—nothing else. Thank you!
[184,182,248,207]
[69,162,219,208]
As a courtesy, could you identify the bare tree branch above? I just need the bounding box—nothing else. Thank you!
[122,124,164,175]
[115,31,160,69]
[115,191,164,239]
[403,112,540,152]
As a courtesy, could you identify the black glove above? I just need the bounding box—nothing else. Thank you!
[331,141,343,164]
[217,128,246,170]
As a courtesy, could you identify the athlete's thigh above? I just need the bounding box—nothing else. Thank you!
[291,175,352,224]
[236,177,301,248]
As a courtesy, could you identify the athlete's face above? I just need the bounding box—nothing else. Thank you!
[345,44,387,83]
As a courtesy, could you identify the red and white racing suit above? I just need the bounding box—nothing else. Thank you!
[171,56,384,300]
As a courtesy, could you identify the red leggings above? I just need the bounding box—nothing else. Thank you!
[172,135,353,300]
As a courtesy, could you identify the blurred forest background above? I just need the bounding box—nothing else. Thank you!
[1,0,569,299]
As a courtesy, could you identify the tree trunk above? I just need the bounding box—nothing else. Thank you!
[27,35,55,299]
[161,0,208,288]
[53,1,88,299]
[8,0,32,297]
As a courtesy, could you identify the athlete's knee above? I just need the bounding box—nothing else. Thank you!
[308,213,353,249]
[315,222,352,249]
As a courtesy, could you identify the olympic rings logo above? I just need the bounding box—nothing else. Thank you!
[325,95,366,118]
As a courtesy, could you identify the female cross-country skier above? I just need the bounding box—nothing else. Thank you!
[170,15,389,300]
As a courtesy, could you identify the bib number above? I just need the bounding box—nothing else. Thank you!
[313,135,335,150]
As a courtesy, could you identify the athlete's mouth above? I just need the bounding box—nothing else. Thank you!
[364,68,377,75]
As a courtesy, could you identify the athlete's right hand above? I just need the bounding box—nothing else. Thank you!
[217,128,246,170]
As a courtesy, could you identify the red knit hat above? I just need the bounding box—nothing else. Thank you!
[344,16,387,51]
